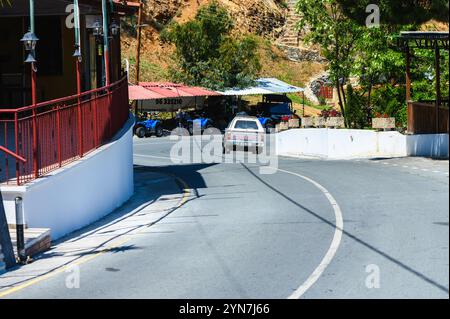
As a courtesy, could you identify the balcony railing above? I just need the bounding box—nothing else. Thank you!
[0,76,129,186]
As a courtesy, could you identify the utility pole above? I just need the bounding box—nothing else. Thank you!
[102,0,110,86]
[135,0,143,84]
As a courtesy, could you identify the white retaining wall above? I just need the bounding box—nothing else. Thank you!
[276,128,449,159]
[0,115,135,240]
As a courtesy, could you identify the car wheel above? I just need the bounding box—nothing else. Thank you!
[203,124,214,135]
[155,125,164,137]
[135,127,146,138]
[265,122,274,134]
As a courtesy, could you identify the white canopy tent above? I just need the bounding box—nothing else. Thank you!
[217,78,305,96]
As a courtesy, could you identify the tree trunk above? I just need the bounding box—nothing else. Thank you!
[336,79,347,127]
[367,84,372,126]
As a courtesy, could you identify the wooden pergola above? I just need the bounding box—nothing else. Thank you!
[397,31,449,134]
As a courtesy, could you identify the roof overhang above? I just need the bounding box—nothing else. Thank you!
[218,78,305,96]
[129,82,222,101]
[396,31,449,50]
[0,0,137,17]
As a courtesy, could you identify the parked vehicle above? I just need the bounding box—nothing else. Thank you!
[256,94,297,132]
[223,115,265,154]
[134,118,164,138]
[176,111,214,135]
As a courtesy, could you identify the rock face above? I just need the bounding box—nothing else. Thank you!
[142,0,286,39]
[143,0,184,25]
[222,0,286,39]
[278,45,326,63]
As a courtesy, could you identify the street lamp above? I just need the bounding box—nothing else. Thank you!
[92,21,103,38]
[110,20,120,37]
[20,30,39,64]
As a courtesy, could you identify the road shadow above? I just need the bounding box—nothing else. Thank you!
[242,163,449,295]
[0,163,216,288]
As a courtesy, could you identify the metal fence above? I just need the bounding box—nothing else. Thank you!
[0,76,129,185]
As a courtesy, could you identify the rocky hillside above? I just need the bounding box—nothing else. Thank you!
[121,0,326,89]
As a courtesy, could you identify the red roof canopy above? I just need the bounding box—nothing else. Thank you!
[129,82,222,101]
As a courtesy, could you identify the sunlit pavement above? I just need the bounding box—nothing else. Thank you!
[1,136,448,299]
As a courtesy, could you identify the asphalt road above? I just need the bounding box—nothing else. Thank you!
[3,135,449,298]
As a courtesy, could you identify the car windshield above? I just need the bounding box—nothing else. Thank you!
[234,120,259,130]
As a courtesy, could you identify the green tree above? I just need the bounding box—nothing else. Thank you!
[296,0,364,124]
[337,0,449,25]
[345,85,366,128]
[161,1,260,90]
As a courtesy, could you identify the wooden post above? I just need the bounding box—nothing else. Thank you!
[405,46,411,103]
[135,1,143,84]
[434,44,441,133]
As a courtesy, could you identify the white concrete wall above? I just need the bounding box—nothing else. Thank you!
[276,128,448,159]
[406,134,449,159]
[1,115,134,240]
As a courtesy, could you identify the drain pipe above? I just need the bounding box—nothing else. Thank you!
[15,197,27,264]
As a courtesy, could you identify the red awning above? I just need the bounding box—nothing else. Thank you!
[128,85,165,100]
[129,82,222,101]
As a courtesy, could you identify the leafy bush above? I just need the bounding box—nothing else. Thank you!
[161,1,260,90]
[371,84,406,127]
[343,85,366,128]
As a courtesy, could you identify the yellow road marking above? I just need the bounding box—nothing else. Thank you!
[0,176,191,298]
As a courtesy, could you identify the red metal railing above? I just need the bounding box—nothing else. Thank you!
[0,76,129,185]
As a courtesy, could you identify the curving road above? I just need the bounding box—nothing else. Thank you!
[1,135,448,298]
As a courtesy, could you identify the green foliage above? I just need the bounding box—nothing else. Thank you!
[296,0,363,82]
[161,1,260,90]
[344,85,366,128]
[337,0,449,25]
[409,49,450,102]
[372,84,407,126]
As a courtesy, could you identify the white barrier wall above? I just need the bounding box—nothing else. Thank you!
[1,115,135,240]
[276,128,448,159]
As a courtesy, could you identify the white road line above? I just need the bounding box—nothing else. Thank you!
[134,141,177,146]
[134,154,173,160]
[274,168,344,299]
[433,170,441,173]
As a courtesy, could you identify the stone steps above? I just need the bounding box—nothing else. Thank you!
[9,228,51,258]
[277,0,304,49]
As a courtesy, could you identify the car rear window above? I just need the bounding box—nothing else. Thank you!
[233,120,259,130]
